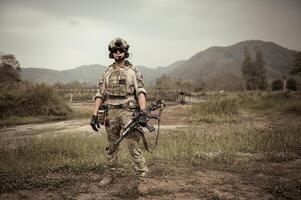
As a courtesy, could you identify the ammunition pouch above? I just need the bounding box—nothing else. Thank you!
[106,69,128,97]
[97,105,108,125]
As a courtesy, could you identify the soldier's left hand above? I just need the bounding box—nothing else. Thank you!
[90,115,100,131]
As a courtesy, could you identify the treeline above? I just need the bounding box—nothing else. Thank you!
[53,81,93,90]
[152,74,205,92]
[241,48,299,91]
[0,54,71,120]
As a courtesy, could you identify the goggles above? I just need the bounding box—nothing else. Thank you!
[111,48,126,54]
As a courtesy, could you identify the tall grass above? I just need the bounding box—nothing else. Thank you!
[0,134,107,172]
[190,95,239,122]
[147,124,301,163]
[189,91,301,123]
[236,91,301,114]
[1,124,300,173]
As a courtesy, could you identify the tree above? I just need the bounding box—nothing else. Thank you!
[241,48,256,90]
[254,47,267,90]
[241,47,267,90]
[155,74,170,90]
[291,51,301,76]
[0,54,21,83]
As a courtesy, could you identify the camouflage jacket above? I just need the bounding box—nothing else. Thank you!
[95,61,146,105]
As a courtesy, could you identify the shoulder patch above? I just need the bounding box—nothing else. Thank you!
[104,63,115,73]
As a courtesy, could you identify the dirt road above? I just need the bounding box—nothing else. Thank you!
[1,154,300,199]
[0,119,194,142]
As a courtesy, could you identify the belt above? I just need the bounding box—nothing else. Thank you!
[107,99,138,110]
[108,95,128,99]
[107,103,128,109]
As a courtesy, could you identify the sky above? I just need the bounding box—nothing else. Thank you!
[0,0,301,70]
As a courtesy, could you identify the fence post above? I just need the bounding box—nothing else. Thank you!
[69,93,73,103]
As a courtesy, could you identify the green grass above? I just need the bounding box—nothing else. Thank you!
[0,116,68,126]
[0,134,107,172]
[1,92,301,194]
[1,123,300,174]
[0,103,92,125]
[68,103,93,119]
[146,125,301,162]
[236,91,301,114]
[189,94,240,123]
[188,91,301,123]
[1,91,300,174]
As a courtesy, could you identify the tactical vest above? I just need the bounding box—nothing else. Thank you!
[106,68,129,97]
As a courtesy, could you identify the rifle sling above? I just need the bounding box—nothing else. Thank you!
[152,107,163,149]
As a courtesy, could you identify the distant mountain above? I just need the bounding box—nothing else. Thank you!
[137,60,185,85]
[21,64,106,85]
[169,40,298,90]
[20,40,299,90]
[21,61,185,86]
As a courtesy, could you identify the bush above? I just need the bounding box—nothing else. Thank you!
[0,65,21,83]
[286,78,297,91]
[272,79,283,91]
[0,82,71,118]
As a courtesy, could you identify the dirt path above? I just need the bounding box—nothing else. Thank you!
[0,119,195,141]
[0,171,272,200]
[0,102,275,141]
[2,157,300,200]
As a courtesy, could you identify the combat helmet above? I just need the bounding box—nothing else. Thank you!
[108,37,130,59]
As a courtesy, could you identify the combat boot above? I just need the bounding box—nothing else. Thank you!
[137,168,150,178]
[99,174,114,187]
[140,171,148,177]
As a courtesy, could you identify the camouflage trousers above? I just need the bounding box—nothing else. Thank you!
[104,108,148,175]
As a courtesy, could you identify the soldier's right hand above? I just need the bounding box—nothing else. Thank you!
[137,109,147,127]
[90,115,100,132]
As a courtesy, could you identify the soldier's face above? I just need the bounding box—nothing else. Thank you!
[113,49,125,61]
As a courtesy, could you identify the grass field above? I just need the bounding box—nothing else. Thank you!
[1,91,301,199]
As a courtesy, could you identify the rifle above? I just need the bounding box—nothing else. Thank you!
[113,99,165,151]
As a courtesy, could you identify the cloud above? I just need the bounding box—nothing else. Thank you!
[0,0,300,69]
[69,19,80,25]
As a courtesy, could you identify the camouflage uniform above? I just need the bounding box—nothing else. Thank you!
[95,61,148,175]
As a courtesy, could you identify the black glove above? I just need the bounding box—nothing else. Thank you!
[138,109,147,127]
[90,115,100,132]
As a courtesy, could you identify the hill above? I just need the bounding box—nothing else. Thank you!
[21,61,185,86]
[21,64,106,85]
[169,40,298,90]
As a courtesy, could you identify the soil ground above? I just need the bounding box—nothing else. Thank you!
[1,103,301,200]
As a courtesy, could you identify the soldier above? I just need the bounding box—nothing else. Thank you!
[90,37,149,187]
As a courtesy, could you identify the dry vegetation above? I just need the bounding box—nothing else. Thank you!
[0,82,72,125]
[1,91,301,199]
